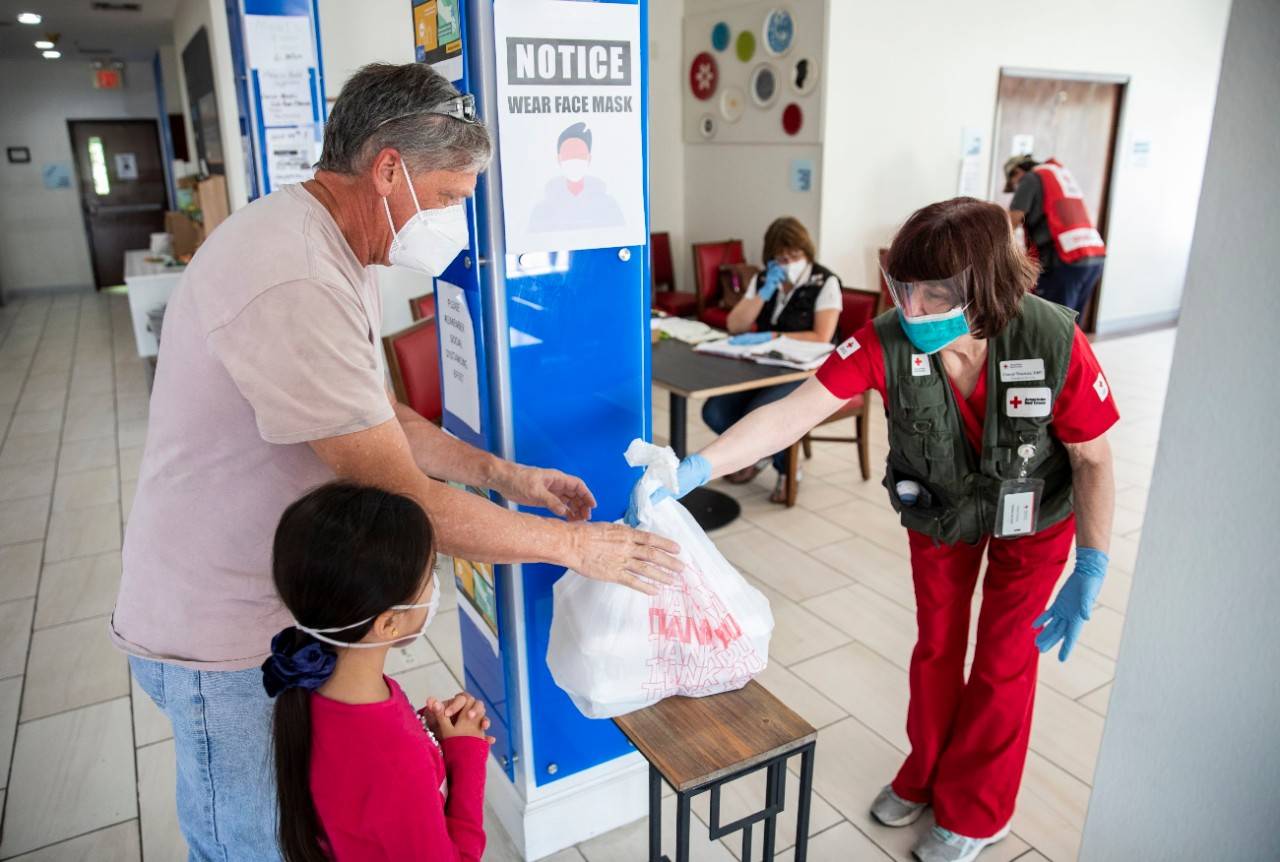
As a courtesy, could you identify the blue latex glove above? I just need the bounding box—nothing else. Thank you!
[757,261,786,302]
[624,454,711,526]
[728,331,775,346]
[1033,547,1108,661]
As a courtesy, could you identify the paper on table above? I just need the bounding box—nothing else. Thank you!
[694,335,833,370]
[652,317,725,344]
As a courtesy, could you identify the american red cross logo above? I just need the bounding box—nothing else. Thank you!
[1010,395,1023,409]
[914,357,923,366]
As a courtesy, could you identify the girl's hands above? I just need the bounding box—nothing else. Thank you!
[421,692,495,745]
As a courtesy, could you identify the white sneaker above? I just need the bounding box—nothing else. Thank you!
[911,823,1012,862]
[869,785,927,827]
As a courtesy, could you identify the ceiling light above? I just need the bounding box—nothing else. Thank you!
[34,40,55,49]
[42,50,61,59]
[17,12,43,25]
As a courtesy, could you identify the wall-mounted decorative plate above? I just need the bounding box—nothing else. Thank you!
[762,8,795,57]
[790,56,818,95]
[689,52,719,101]
[750,63,779,108]
[735,30,756,62]
[719,86,746,123]
[781,103,804,136]
[711,21,730,52]
[698,114,718,140]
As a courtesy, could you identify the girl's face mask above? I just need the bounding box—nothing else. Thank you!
[296,578,441,649]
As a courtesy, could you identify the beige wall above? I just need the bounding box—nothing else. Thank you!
[0,59,160,292]
[819,0,1231,332]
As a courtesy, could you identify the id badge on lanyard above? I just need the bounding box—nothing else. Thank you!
[994,444,1044,538]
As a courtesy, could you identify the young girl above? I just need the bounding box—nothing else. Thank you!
[262,482,493,862]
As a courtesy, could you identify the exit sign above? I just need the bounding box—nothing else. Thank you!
[94,68,123,90]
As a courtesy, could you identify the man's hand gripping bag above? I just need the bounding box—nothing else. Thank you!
[547,440,773,719]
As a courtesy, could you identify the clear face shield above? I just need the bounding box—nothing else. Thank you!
[881,267,973,354]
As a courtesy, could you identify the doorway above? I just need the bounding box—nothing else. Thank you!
[990,70,1126,333]
[68,119,168,289]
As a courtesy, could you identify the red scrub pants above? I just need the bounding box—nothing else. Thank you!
[891,515,1076,838]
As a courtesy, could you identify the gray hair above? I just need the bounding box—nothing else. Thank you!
[317,63,491,176]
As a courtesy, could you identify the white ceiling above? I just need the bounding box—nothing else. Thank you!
[0,0,179,62]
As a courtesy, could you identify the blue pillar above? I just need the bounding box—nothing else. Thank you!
[421,0,652,855]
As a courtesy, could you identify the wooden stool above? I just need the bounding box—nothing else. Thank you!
[614,680,818,862]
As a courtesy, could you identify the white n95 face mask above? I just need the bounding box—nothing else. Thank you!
[783,259,807,284]
[297,579,441,649]
[383,160,470,276]
[560,159,590,183]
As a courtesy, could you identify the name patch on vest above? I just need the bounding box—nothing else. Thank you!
[1006,387,1052,417]
[836,336,860,359]
[911,354,931,376]
[999,358,1045,382]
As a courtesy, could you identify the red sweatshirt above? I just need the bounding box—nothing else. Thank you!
[309,676,488,861]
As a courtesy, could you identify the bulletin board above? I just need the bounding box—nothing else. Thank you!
[682,1,825,145]
[233,0,327,197]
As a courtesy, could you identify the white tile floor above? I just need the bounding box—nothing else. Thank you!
[0,291,1172,860]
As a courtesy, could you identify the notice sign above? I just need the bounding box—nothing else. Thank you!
[437,280,482,435]
[493,0,645,255]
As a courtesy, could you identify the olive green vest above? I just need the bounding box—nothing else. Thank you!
[873,294,1077,544]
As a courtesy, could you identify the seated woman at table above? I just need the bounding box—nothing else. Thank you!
[703,216,842,502]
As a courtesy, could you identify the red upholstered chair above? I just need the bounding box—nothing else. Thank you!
[692,239,745,330]
[651,232,697,317]
[409,293,436,322]
[383,318,442,424]
[780,286,879,506]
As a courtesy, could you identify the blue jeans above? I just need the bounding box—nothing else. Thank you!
[701,380,804,473]
[130,656,281,862]
[1035,260,1104,317]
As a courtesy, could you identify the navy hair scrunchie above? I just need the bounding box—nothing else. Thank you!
[261,627,337,698]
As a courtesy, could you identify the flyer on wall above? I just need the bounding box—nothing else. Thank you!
[493,0,645,255]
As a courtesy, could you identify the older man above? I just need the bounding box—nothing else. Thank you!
[112,63,680,860]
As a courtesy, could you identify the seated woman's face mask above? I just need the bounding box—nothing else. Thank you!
[882,268,972,354]
[383,160,470,276]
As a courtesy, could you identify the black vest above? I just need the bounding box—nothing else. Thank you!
[873,294,1078,544]
[756,262,839,343]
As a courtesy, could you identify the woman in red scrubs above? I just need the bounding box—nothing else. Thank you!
[642,198,1119,862]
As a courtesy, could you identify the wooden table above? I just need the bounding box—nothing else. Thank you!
[614,680,818,862]
[651,339,811,529]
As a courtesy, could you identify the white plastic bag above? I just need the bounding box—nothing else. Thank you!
[547,440,773,719]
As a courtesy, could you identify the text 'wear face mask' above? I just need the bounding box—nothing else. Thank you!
[383,160,470,276]
[882,267,972,354]
[296,579,441,650]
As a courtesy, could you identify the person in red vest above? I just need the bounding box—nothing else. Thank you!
[1004,155,1106,317]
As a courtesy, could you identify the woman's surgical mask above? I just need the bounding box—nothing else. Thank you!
[560,158,590,183]
[883,267,972,354]
[296,579,441,650]
[383,160,469,276]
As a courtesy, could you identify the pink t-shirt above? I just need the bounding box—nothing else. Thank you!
[310,677,488,862]
[111,184,395,669]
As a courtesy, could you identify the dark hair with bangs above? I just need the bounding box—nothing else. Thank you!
[885,197,1039,338]
[762,216,817,264]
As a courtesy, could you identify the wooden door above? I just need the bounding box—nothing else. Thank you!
[990,74,1124,332]
[69,119,168,288]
